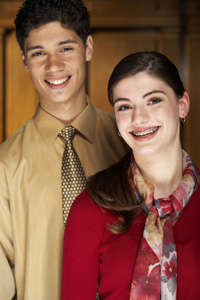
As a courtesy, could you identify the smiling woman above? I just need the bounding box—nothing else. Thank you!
[61,51,200,300]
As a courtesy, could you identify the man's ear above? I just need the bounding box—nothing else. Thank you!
[179,92,190,118]
[21,51,29,72]
[85,35,93,62]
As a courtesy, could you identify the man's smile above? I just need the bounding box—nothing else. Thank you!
[45,76,71,86]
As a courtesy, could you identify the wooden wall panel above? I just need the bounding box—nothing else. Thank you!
[89,31,179,113]
[89,32,158,113]
[85,0,179,27]
[0,28,4,144]
[5,30,38,138]
[158,35,179,66]
[185,35,200,168]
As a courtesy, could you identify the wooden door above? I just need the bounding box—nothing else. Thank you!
[5,30,38,138]
[89,31,179,113]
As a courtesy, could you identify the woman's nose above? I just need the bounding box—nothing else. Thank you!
[131,106,149,125]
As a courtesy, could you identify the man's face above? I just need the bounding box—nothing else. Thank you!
[22,21,93,113]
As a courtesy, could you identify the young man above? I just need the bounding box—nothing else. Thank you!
[0,0,128,299]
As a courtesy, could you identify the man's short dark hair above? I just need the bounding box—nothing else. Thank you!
[15,0,91,53]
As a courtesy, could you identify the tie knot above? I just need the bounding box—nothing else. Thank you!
[59,126,76,143]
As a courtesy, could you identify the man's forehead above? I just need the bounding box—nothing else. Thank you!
[24,22,81,51]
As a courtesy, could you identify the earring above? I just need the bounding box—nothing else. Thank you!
[181,117,186,124]
[118,131,121,137]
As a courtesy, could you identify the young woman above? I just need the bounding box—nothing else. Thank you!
[60,51,200,300]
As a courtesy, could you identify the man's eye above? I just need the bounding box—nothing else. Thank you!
[149,97,162,105]
[32,52,44,57]
[61,47,72,52]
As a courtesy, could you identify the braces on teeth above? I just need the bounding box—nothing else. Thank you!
[133,127,158,136]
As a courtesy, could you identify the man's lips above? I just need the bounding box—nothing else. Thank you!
[131,126,159,137]
[45,76,71,86]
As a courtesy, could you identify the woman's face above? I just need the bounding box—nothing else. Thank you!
[113,72,189,158]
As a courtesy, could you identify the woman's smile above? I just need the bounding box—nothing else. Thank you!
[131,126,160,139]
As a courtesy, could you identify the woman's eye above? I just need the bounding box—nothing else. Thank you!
[118,105,131,111]
[149,97,162,105]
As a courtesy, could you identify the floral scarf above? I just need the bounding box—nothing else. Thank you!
[129,151,199,300]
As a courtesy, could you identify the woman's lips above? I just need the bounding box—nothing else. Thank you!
[130,126,160,141]
[132,126,159,137]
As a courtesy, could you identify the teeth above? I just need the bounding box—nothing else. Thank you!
[47,77,68,85]
[133,127,158,137]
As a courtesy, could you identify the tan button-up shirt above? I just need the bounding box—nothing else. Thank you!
[0,98,128,300]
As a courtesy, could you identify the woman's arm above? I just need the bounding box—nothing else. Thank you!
[61,190,105,300]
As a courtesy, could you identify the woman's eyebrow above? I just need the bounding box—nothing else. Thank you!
[143,90,166,98]
[113,98,131,105]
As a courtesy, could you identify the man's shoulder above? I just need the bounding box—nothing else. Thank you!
[94,107,116,124]
[95,107,114,117]
[0,118,33,157]
[93,107,129,153]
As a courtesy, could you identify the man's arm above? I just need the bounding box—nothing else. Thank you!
[0,167,16,299]
[0,247,15,299]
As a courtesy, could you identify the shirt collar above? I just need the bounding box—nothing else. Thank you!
[33,96,96,147]
[71,96,96,143]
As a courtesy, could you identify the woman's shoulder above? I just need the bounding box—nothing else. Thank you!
[67,190,118,231]
[174,184,200,244]
[70,189,107,216]
[70,189,96,207]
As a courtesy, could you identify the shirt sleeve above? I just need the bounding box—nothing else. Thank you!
[0,166,16,299]
[61,190,105,300]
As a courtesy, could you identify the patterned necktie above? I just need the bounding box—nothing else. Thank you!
[59,126,86,225]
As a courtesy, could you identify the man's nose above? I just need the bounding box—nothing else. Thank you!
[45,55,64,72]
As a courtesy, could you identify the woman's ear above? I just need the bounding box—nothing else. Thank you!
[85,35,93,62]
[179,92,190,118]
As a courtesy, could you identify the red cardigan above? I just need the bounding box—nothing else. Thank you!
[61,186,200,300]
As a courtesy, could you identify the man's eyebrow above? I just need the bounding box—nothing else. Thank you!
[58,39,78,46]
[26,45,43,53]
[26,39,78,53]
[143,90,166,98]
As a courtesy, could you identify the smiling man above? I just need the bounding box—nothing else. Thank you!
[0,1,128,299]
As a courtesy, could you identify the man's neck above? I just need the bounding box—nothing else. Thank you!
[39,96,88,125]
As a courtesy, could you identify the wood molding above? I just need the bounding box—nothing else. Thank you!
[0,27,5,143]
[0,0,199,31]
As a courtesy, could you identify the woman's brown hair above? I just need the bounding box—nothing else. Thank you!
[87,150,143,233]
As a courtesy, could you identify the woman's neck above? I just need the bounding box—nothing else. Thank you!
[134,148,183,198]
